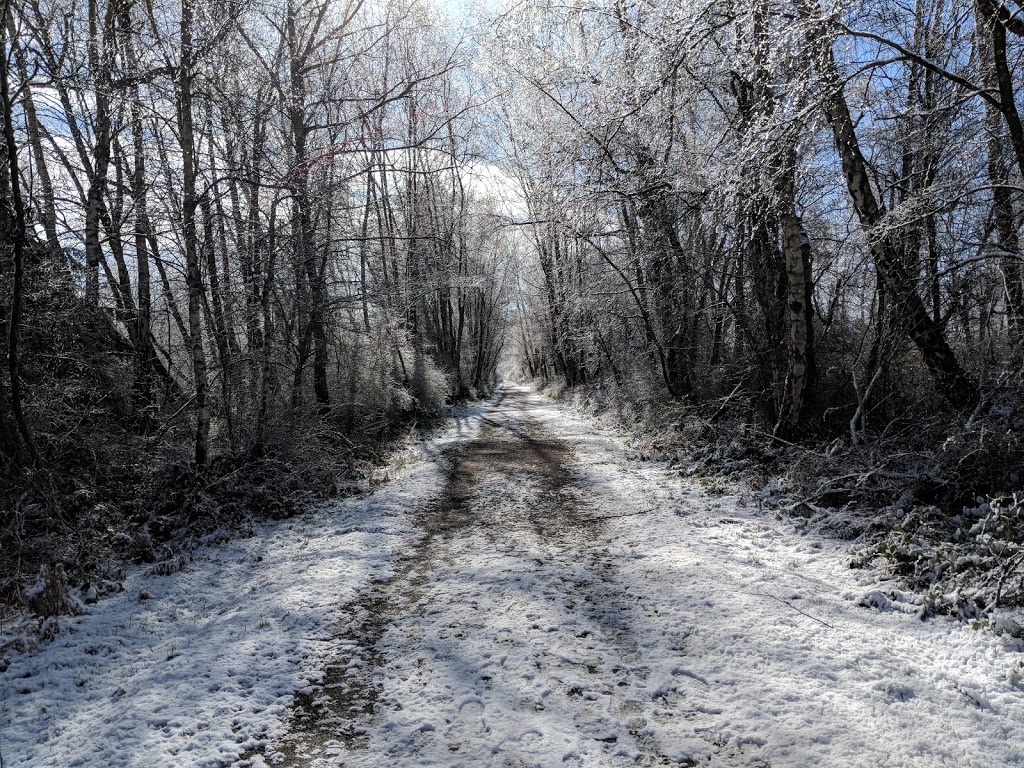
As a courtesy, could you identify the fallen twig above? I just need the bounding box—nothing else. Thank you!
[746,428,826,456]
[747,589,834,628]
[578,509,651,522]
[709,379,746,422]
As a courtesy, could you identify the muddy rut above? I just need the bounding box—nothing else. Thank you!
[256,389,694,767]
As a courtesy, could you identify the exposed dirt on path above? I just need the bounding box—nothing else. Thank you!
[259,388,700,767]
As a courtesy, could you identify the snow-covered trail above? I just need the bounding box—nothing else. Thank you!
[3,386,1024,767]
[259,386,1024,767]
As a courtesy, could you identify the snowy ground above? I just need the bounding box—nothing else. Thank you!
[3,386,1024,767]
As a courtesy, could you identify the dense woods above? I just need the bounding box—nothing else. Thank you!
[490,1,1024,501]
[0,0,513,600]
[495,1,1004,422]
[2,0,1024,620]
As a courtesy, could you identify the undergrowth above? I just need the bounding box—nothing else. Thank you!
[0,407,450,653]
[866,498,1024,635]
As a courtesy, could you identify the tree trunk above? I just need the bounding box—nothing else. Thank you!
[129,90,155,413]
[774,148,817,436]
[9,24,61,269]
[1,12,42,466]
[777,211,816,435]
[975,0,1024,187]
[976,3,1024,350]
[84,0,114,306]
[178,0,211,466]
[798,1,978,409]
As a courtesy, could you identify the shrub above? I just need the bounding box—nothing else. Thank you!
[873,497,1024,634]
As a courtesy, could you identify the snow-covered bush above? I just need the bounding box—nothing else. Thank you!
[20,563,85,641]
[22,563,84,617]
[874,497,1024,633]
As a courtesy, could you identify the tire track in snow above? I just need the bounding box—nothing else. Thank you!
[251,393,516,765]
[256,387,726,767]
